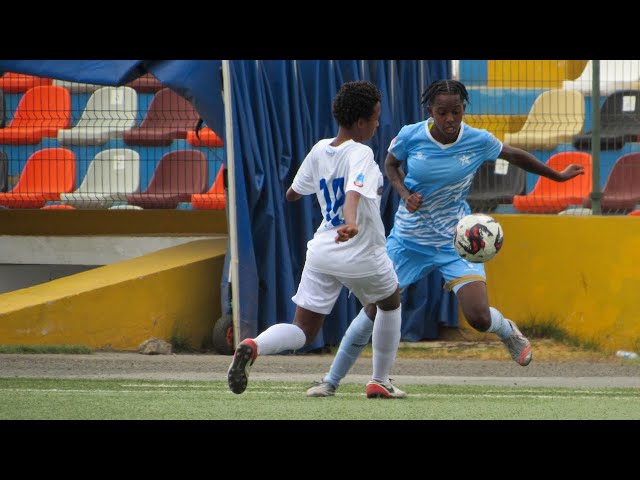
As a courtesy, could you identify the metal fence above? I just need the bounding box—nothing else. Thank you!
[0,72,225,211]
[2,61,640,217]
[457,60,640,216]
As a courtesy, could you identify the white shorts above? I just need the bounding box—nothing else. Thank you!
[291,259,399,315]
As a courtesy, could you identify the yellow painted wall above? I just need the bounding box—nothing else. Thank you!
[469,215,640,353]
[0,239,227,350]
[488,60,589,88]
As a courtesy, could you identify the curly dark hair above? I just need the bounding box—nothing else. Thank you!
[332,80,382,128]
[420,79,469,108]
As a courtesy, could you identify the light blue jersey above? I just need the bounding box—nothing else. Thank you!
[388,118,503,251]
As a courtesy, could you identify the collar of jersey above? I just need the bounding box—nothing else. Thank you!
[425,118,464,149]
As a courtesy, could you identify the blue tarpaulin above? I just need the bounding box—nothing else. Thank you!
[0,59,457,349]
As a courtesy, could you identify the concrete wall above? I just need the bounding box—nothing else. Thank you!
[0,239,226,350]
[481,215,640,353]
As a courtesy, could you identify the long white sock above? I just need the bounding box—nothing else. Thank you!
[325,308,373,388]
[372,305,402,384]
[254,323,306,355]
[486,306,514,340]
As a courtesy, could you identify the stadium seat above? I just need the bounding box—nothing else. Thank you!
[0,90,5,128]
[563,60,640,96]
[191,165,226,210]
[41,204,76,210]
[59,148,140,209]
[126,150,208,209]
[503,89,585,151]
[126,73,164,94]
[572,90,640,151]
[0,73,52,93]
[186,127,224,147]
[0,148,76,208]
[488,60,589,89]
[57,86,138,146]
[558,207,592,216]
[512,152,592,213]
[463,115,527,142]
[0,86,71,144]
[108,204,143,210]
[467,159,526,212]
[53,79,103,94]
[0,151,7,192]
[582,153,640,213]
[122,88,199,146]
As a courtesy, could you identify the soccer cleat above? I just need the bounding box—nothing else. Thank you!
[306,379,337,397]
[227,338,258,394]
[502,320,532,366]
[365,379,407,399]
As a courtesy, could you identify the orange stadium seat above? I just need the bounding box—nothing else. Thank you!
[0,73,52,93]
[191,165,226,210]
[0,148,76,208]
[0,90,5,128]
[187,127,224,147]
[0,86,71,144]
[41,204,76,210]
[512,152,592,213]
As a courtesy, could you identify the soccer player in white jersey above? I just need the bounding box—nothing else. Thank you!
[306,79,586,397]
[228,80,405,399]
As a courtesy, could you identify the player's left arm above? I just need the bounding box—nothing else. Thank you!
[335,191,360,243]
[500,144,584,182]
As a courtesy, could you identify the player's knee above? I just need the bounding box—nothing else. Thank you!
[376,288,401,312]
[364,304,377,321]
[465,308,491,332]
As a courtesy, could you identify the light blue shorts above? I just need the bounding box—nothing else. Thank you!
[386,234,486,292]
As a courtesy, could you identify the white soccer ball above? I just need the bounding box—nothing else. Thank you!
[453,213,504,263]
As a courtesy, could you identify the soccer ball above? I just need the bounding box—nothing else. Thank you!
[453,213,504,263]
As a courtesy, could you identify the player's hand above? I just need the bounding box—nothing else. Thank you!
[403,192,423,213]
[557,164,585,181]
[335,224,359,243]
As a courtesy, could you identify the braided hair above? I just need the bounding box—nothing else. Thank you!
[420,80,469,108]
[333,80,382,128]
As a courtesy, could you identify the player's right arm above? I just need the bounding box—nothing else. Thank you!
[286,187,303,202]
[335,191,360,242]
[385,152,422,213]
[287,144,318,202]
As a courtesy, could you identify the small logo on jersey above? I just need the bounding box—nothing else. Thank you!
[354,173,365,187]
[414,152,425,160]
[456,153,473,165]
[377,186,384,195]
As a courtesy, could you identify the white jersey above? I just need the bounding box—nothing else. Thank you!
[291,138,388,278]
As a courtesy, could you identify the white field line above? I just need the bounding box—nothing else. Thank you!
[0,387,638,400]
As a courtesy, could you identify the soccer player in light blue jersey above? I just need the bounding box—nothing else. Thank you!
[228,81,406,399]
[306,79,585,397]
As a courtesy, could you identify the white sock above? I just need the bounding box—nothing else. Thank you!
[372,305,402,384]
[486,307,514,340]
[254,323,306,355]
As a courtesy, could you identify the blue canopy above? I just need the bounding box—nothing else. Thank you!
[0,59,457,349]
